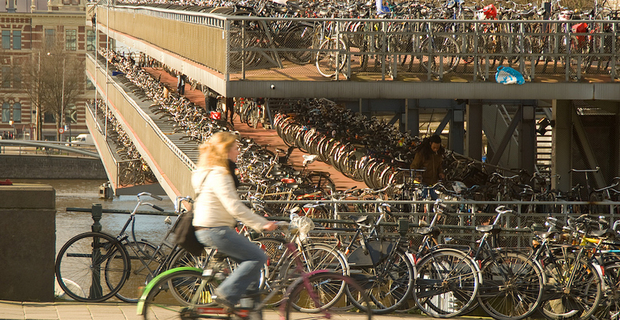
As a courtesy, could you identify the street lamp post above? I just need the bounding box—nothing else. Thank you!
[61,57,66,141]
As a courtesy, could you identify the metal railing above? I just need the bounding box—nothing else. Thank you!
[99,5,620,82]
[69,198,620,250]
[226,17,620,81]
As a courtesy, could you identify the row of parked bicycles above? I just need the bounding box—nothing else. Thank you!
[55,186,620,320]
[99,47,235,144]
[73,49,620,320]
[90,99,158,187]
[98,45,620,220]
[115,0,620,80]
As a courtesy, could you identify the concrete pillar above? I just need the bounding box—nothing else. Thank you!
[406,99,420,137]
[449,105,465,154]
[552,100,572,191]
[0,183,56,302]
[466,100,483,161]
[519,105,537,176]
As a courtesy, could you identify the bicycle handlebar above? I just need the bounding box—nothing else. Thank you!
[137,191,163,201]
[570,167,600,173]
[151,204,165,212]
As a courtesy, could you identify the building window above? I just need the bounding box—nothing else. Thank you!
[12,66,20,89]
[2,30,10,50]
[12,30,21,50]
[66,29,77,51]
[44,112,55,123]
[45,29,55,49]
[2,102,9,123]
[1,66,10,88]
[86,29,95,51]
[13,102,21,123]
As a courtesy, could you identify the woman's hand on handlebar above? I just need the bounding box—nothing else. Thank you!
[263,221,279,231]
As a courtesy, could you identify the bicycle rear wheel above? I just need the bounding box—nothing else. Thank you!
[540,256,602,320]
[594,261,620,320]
[114,241,165,303]
[140,268,213,320]
[478,251,544,320]
[413,248,479,318]
[55,232,130,302]
[285,272,371,320]
[347,249,413,314]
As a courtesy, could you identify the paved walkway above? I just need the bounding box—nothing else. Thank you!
[0,300,486,320]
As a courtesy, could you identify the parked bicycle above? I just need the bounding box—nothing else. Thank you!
[55,193,203,302]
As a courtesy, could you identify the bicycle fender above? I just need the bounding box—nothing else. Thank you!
[136,266,202,315]
[591,260,606,292]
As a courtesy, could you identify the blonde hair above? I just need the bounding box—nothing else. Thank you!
[197,131,237,171]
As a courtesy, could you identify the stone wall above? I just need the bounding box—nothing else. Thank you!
[0,183,55,302]
[0,155,106,179]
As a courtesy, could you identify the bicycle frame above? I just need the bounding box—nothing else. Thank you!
[137,226,338,317]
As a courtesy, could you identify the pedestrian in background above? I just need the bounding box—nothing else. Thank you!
[177,74,186,95]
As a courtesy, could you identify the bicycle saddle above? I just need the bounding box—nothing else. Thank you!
[416,226,440,237]
[353,215,369,224]
[533,230,559,239]
[476,224,502,233]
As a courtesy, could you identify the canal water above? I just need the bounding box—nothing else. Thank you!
[11,179,176,255]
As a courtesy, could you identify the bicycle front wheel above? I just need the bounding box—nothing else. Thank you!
[141,269,213,320]
[347,249,413,314]
[113,241,165,303]
[413,248,479,318]
[478,251,544,320]
[315,38,348,78]
[540,256,602,320]
[55,232,130,302]
[285,272,371,320]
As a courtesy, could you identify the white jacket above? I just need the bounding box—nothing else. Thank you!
[191,166,269,232]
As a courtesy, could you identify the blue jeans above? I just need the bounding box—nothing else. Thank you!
[195,226,267,305]
[421,185,438,200]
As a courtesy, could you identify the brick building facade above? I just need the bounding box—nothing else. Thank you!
[0,0,93,141]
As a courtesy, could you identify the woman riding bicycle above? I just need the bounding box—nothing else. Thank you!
[192,131,277,319]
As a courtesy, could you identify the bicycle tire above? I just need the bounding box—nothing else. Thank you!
[540,255,602,320]
[347,249,413,314]
[141,268,213,320]
[285,272,370,318]
[478,251,545,320]
[113,241,165,303]
[169,248,209,269]
[420,35,460,76]
[593,261,620,320]
[283,25,314,65]
[55,232,130,302]
[413,248,479,318]
[315,37,348,78]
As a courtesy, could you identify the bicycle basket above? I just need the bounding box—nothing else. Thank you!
[290,215,315,241]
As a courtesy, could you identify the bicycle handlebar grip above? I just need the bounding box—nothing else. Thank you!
[152,205,165,212]
[151,194,163,201]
